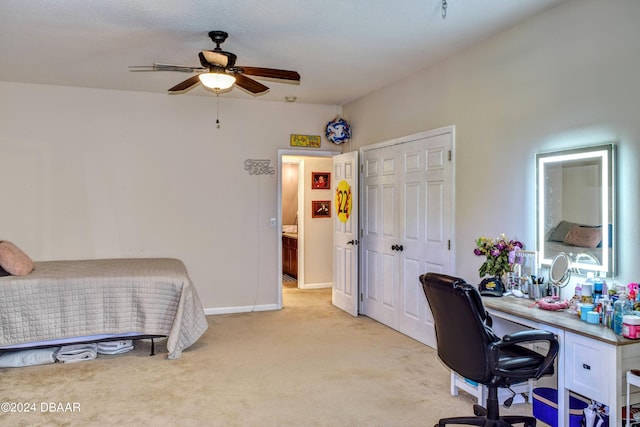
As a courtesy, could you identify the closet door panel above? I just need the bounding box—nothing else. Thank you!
[401,256,422,321]
[362,145,398,326]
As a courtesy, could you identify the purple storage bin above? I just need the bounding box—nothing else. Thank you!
[532,387,590,427]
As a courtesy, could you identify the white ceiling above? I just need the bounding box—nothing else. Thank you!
[0,0,563,105]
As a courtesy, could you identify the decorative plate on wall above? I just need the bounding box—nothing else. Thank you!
[325,116,351,145]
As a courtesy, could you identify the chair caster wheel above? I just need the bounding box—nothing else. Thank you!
[473,404,487,416]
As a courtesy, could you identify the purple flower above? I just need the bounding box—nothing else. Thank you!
[511,240,523,249]
[474,234,525,277]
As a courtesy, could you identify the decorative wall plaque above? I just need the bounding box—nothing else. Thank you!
[290,134,321,148]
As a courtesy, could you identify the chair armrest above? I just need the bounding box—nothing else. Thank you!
[501,330,555,344]
[484,311,493,328]
[497,330,559,379]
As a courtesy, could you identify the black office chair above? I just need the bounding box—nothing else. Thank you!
[419,272,559,427]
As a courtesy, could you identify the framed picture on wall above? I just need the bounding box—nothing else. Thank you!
[311,172,330,189]
[312,200,331,218]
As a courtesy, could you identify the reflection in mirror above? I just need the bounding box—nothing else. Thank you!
[536,144,615,276]
[573,252,600,275]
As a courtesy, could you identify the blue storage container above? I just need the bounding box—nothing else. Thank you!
[532,387,589,427]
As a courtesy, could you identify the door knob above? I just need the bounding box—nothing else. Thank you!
[347,240,359,245]
[391,244,404,252]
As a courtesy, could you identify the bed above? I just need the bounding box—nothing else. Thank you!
[0,257,208,360]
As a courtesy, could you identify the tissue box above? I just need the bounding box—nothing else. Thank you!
[532,387,589,427]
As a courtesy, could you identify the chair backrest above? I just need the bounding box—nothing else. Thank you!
[420,272,500,384]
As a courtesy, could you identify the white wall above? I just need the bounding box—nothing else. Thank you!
[0,81,337,311]
[302,157,333,286]
[343,0,640,286]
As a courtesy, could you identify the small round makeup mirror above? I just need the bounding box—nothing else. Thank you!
[549,252,571,288]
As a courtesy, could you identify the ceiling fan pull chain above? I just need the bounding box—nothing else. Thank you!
[216,94,221,129]
[441,0,448,19]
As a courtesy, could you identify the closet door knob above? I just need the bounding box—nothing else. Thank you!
[347,240,359,245]
[397,244,403,252]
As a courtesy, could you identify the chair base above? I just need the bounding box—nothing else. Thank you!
[435,396,537,427]
[434,414,536,427]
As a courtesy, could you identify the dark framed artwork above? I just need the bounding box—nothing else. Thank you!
[312,172,330,189]
[312,200,331,218]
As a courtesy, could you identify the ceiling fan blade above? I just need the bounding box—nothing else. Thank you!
[168,75,201,93]
[129,64,204,73]
[235,74,269,95]
[239,66,300,83]
[201,50,237,68]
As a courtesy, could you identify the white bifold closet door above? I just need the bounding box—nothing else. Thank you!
[361,129,453,348]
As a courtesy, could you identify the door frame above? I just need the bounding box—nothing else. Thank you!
[277,149,341,309]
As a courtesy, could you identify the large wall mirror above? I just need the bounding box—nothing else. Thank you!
[536,144,616,276]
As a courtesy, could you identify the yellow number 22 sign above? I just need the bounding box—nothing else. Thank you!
[335,180,352,223]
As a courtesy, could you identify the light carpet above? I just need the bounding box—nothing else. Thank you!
[0,287,534,426]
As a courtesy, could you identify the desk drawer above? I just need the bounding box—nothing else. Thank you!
[564,331,612,403]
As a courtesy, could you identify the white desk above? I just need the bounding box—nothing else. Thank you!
[483,296,640,427]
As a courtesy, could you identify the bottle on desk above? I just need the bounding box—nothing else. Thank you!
[613,294,633,336]
[593,278,604,300]
[604,301,614,328]
[583,272,595,303]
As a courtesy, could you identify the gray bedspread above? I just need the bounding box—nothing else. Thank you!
[0,258,208,359]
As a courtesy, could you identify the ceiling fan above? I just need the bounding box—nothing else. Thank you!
[129,31,301,95]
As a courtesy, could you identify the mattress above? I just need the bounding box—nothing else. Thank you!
[0,258,208,359]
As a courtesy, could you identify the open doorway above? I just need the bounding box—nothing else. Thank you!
[278,150,336,307]
[281,159,300,289]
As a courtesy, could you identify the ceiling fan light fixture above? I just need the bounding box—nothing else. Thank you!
[199,71,236,92]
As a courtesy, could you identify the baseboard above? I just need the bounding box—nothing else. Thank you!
[298,282,332,290]
[204,304,280,315]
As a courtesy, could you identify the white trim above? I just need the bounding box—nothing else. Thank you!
[204,304,280,316]
[298,281,332,290]
[359,125,455,153]
[296,159,306,287]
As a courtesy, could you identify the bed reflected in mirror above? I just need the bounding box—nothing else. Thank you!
[536,144,616,276]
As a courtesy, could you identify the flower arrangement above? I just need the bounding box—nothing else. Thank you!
[473,234,524,278]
